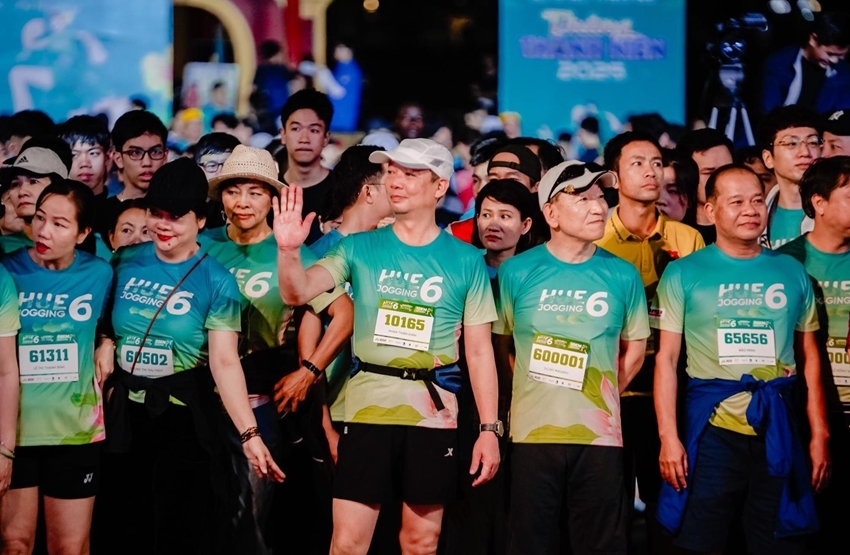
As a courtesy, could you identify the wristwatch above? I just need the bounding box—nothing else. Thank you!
[479,421,504,438]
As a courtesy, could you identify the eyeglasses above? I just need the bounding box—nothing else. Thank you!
[199,161,225,173]
[122,146,167,161]
[546,162,604,203]
[770,137,823,151]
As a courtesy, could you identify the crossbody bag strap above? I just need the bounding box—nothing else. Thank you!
[128,253,208,376]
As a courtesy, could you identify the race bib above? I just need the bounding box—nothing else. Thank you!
[528,334,590,391]
[18,333,79,383]
[717,318,776,366]
[373,299,434,352]
[119,335,175,378]
[827,337,850,386]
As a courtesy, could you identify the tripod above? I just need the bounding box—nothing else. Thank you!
[706,63,756,146]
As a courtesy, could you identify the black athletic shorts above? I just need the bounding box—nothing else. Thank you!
[10,442,102,499]
[334,423,457,506]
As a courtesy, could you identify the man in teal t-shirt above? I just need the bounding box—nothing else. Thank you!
[274,139,501,555]
[652,165,829,554]
[495,161,649,555]
[760,105,821,248]
[308,144,389,441]
[778,156,850,552]
[769,206,806,248]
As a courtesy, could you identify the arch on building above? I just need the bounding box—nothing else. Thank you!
[174,0,257,115]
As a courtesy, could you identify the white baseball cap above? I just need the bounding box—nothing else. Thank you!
[538,160,617,209]
[368,138,454,180]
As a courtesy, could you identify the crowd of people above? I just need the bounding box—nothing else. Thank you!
[1,12,850,555]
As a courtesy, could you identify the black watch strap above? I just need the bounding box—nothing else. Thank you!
[302,360,323,378]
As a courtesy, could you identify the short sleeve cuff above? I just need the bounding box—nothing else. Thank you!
[308,287,346,314]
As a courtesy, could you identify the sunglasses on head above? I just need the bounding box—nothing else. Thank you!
[546,162,605,203]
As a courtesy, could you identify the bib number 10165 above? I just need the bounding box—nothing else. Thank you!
[374,299,435,351]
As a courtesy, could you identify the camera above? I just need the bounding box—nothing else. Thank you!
[707,13,769,65]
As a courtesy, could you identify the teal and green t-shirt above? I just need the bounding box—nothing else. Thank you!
[111,242,241,395]
[651,245,818,435]
[204,227,340,357]
[494,245,649,445]
[0,265,20,336]
[310,227,350,422]
[768,207,805,249]
[779,236,850,413]
[0,232,32,257]
[316,225,497,429]
[2,249,113,446]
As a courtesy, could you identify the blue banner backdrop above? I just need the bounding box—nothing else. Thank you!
[0,1,173,124]
[499,0,686,141]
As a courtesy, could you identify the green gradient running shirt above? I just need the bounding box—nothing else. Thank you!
[494,245,649,445]
[111,243,241,397]
[651,245,818,435]
[316,225,497,429]
[780,236,850,413]
[2,249,113,446]
[0,265,19,336]
[309,228,350,422]
[204,227,340,355]
[768,207,806,248]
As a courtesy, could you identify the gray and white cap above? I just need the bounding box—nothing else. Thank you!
[369,138,454,180]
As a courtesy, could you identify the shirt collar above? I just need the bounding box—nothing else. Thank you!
[610,207,666,242]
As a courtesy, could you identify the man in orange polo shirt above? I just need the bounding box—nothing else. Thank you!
[596,131,704,553]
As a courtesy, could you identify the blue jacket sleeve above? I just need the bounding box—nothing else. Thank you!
[761,49,793,113]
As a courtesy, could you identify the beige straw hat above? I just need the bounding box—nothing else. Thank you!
[207,144,286,200]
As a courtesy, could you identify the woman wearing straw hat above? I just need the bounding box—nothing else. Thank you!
[205,145,353,554]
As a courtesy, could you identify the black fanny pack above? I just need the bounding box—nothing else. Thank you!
[352,357,461,412]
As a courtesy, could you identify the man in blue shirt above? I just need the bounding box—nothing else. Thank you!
[762,12,850,114]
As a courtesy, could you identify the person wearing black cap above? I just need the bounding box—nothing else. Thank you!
[3,110,56,159]
[98,159,283,555]
[0,137,71,255]
[823,109,850,158]
[486,144,542,192]
[494,160,649,555]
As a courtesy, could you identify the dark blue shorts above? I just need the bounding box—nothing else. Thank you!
[674,425,806,555]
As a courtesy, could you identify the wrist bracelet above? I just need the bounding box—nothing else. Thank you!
[0,440,14,460]
[240,426,261,444]
[302,360,323,378]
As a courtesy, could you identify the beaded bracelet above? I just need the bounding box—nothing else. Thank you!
[240,426,261,444]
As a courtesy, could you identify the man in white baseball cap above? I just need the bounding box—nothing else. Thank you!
[367,137,455,181]
[273,137,502,555]
[495,159,648,555]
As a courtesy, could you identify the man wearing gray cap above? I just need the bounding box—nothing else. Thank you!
[494,161,648,555]
[0,138,70,255]
[273,138,501,555]
[823,109,850,157]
